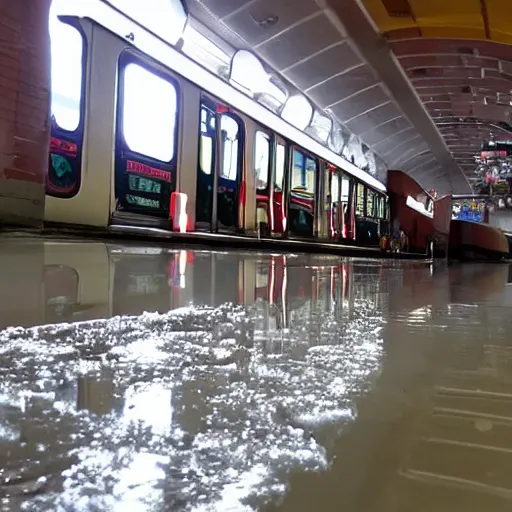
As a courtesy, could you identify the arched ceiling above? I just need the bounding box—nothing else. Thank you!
[360,0,512,190]
[186,0,472,194]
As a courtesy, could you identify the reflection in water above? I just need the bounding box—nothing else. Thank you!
[0,240,512,510]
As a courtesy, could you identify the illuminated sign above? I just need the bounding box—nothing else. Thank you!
[50,137,78,156]
[126,160,171,182]
[126,194,159,208]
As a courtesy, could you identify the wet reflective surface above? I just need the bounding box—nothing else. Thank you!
[1,238,512,511]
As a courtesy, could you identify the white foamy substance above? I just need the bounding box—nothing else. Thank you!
[0,301,383,511]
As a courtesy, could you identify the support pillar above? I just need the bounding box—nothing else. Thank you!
[0,0,51,227]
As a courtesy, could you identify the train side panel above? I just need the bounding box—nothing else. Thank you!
[176,84,200,231]
[46,20,120,227]
[240,115,259,234]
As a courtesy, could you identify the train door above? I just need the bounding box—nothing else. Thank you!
[328,168,343,239]
[112,51,179,229]
[253,127,272,236]
[271,136,287,236]
[195,99,216,231]
[195,97,244,233]
[288,147,317,238]
[339,173,351,239]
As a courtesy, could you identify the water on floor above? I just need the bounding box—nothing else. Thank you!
[0,238,512,511]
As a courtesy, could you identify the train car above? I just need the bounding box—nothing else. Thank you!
[449,195,510,261]
[386,170,435,254]
[45,0,388,248]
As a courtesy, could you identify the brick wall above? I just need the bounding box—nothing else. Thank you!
[0,0,50,227]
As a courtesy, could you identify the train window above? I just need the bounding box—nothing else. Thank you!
[292,150,304,189]
[254,131,270,190]
[366,190,375,217]
[291,149,316,194]
[356,184,365,216]
[200,136,213,175]
[199,107,215,175]
[341,175,350,202]
[49,18,83,132]
[122,64,177,163]
[305,157,316,193]
[220,115,239,181]
[331,173,340,205]
[378,196,385,219]
[281,95,313,131]
[274,143,286,193]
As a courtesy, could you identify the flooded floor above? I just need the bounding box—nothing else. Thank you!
[1,238,512,511]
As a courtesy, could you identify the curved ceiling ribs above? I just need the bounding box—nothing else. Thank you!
[186,0,467,193]
[361,0,512,190]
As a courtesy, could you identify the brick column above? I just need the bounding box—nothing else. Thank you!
[0,0,51,227]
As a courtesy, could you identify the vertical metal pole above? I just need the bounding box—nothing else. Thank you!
[283,145,291,239]
[269,135,277,235]
[211,111,223,233]
[313,160,322,238]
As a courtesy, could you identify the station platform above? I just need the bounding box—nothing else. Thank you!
[1,224,430,260]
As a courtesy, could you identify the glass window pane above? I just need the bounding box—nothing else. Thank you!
[341,176,350,202]
[331,174,340,206]
[254,131,270,190]
[281,95,313,131]
[292,149,304,190]
[122,63,177,162]
[200,135,213,175]
[220,115,239,181]
[366,190,374,217]
[356,184,365,216]
[50,19,83,132]
[305,157,316,194]
[274,143,285,192]
[291,150,315,194]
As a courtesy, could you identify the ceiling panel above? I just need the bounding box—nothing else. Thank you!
[372,127,419,153]
[225,0,320,46]
[345,101,400,133]
[308,64,378,108]
[384,138,428,164]
[197,0,251,19]
[393,148,430,168]
[257,13,341,70]
[329,85,392,122]
[282,42,362,90]
[359,116,412,145]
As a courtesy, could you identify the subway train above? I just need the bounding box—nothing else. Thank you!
[47,0,390,247]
